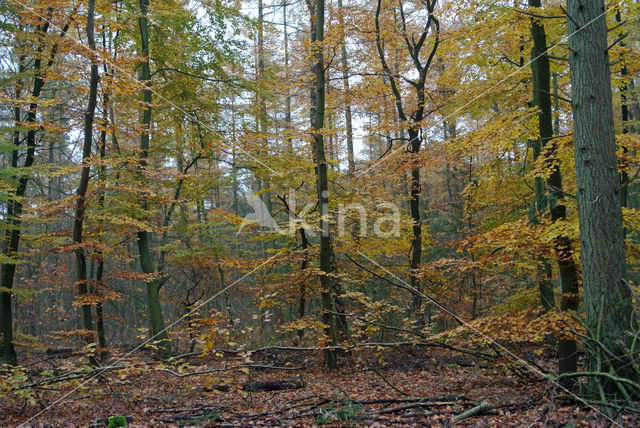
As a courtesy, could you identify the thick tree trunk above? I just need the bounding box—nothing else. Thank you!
[137,0,170,357]
[567,0,635,388]
[74,0,99,345]
[529,0,579,379]
[1,55,25,365]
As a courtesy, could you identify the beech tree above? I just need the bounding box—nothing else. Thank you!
[528,0,579,381]
[567,0,637,390]
[308,0,339,370]
[73,0,99,352]
[374,0,439,320]
[1,4,74,364]
[136,0,170,357]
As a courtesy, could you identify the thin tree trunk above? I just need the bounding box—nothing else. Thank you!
[337,0,354,174]
[529,0,580,380]
[282,0,293,151]
[137,0,170,357]
[74,0,100,347]
[374,0,438,321]
[1,15,73,364]
[309,0,338,369]
[256,0,272,215]
[615,9,629,209]
[297,227,309,340]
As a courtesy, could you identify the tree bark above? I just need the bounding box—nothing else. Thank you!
[337,0,354,174]
[73,0,100,347]
[309,0,338,369]
[1,15,73,364]
[567,0,635,388]
[137,0,170,357]
[375,0,438,321]
[529,0,579,380]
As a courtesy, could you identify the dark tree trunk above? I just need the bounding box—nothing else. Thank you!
[529,0,579,380]
[309,0,338,369]
[1,15,73,364]
[137,0,170,357]
[297,227,309,340]
[375,0,438,321]
[74,0,100,347]
[567,0,635,388]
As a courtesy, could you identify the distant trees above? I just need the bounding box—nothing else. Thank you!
[0,0,638,404]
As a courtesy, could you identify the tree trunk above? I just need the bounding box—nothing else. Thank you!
[282,0,293,151]
[567,0,635,388]
[137,0,170,357]
[408,128,423,317]
[1,16,73,363]
[73,0,99,346]
[297,227,309,340]
[256,0,272,216]
[529,0,579,379]
[309,0,338,370]
[337,0,354,174]
[375,0,438,321]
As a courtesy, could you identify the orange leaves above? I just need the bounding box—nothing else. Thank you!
[109,270,165,283]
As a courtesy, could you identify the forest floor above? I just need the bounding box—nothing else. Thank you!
[2,344,637,427]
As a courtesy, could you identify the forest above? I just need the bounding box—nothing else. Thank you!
[0,0,639,425]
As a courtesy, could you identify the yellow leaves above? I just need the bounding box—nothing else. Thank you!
[434,309,585,345]
[491,287,542,314]
[258,296,278,310]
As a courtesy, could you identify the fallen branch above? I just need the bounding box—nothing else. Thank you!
[358,394,466,405]
[208,377,305,392]
[156,364,301,378]
[377,401,473,414]
[452,401,490,421]
[211,341,496,359]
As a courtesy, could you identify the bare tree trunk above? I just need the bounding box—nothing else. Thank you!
[308,0,338,369]
[1,15,73,364]
[567,0,636,389]
[529,0,579,380]
[337,0,354,173]
[73,0,100,348]
[375,0,439,321]
[137,0,170,358]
